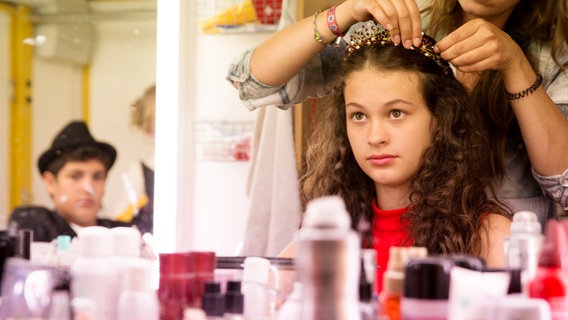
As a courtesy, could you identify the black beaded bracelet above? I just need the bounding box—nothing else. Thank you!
[505,74,543,100]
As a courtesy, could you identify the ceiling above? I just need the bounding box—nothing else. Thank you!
[1,0,156,21]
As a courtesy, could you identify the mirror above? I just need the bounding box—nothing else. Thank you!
[0,0,274,255]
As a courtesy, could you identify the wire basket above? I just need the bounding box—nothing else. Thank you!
[197,0,282,34]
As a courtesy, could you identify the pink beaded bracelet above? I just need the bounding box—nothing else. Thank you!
[326,5,343,37]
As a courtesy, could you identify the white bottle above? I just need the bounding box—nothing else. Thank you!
[242,257,272,319]
[117,258,159,320]
[296,196,361,320]
[70,226,121,320]
[276,282,303,320]
[504,211,543,294]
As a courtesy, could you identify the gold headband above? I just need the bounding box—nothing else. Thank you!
[345,22,452,75]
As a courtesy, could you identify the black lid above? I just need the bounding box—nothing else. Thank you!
[201,281,225,316]
[225,280,244,314]
[506,268,522,294]
[404,256,454,300]
[445,254,485,271]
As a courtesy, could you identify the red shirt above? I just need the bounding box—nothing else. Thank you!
[372,201,413,294]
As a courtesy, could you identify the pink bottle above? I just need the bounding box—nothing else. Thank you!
[528,219,568,320]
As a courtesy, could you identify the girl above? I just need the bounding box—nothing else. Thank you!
[280,23,511,293]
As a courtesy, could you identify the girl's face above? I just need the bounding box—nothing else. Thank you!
[345,69,435,205]
[458,0,520,27]
[44,159,107,227]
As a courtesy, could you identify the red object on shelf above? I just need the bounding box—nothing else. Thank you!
[252,0,283,24]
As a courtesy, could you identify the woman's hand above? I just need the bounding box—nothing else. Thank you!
[434,18,525,74]
[342,0,423,48]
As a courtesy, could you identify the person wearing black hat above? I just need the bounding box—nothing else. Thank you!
[8,120,131,242]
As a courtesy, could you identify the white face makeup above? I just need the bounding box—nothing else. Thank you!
[57,194,68,204]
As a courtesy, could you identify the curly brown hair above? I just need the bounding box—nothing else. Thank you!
[301,44,510,256]
[423,0,568,188]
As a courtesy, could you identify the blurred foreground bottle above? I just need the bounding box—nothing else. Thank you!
[296,196,361,320]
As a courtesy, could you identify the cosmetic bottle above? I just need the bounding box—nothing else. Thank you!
[70,226,121,320]
[224,280,244,320]
[242,256,272,319]
[202,281,225,320]
[276,282,303,320]
[401,256,454,320]
[504,211,543,294]
[296,195,361,320]
[528,219,568,320]
[56,235,73,267]
[117,258,159,320]
[359,259,377,320]
[379,246,406,320]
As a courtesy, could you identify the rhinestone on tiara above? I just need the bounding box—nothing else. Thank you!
[345,22,452,75]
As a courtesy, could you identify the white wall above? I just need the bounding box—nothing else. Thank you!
[191,32,270,255]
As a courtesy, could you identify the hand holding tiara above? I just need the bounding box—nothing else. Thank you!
[345,22,453,75]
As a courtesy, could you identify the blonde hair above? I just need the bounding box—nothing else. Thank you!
[130,84,156,135]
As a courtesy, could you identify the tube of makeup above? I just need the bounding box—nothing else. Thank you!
[447,267,511,320]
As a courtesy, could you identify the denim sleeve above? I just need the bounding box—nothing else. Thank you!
[532,168,568,210]
[225,25,359,111]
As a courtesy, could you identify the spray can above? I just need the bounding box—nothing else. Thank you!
[296,195,361,320]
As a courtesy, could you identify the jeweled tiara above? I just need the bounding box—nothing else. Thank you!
[345,22,452,75]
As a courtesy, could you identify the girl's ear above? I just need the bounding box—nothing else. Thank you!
[42,171,58,198]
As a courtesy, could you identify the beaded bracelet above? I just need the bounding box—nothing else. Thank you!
[326,5,343,37]
[313,10,327,45]
[505,74,543,100]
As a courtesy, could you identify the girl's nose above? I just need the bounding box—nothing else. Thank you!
[83,181,95,195]
[368,123,388,146]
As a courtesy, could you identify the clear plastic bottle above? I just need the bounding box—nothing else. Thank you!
[504,211,543,294]
[296,195,361,320]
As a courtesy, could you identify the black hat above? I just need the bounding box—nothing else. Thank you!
[37,121,117,174]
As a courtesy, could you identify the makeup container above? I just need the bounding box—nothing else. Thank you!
[117,258,159,320]
[70,226,121,320]
[0,258,70,318]
[296,196,361,320]
[242,256,273,319]
[504,211,543,294]
[159,252,192,320]
[528,219,568,320]
[401,256,454,320]
[201,281,225,320]
[490,295,551,320]
[224,280,244,320]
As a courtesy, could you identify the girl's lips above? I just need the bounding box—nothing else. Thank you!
[77,199,95,207]
[368,154,396,165]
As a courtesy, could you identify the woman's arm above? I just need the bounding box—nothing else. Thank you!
[435,19,568,208]
[250,0,423,86]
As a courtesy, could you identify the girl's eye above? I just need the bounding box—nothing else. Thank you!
[390,109,404,119]
[352,113,366,121]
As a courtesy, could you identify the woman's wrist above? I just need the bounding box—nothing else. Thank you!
[335,2,358,35]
